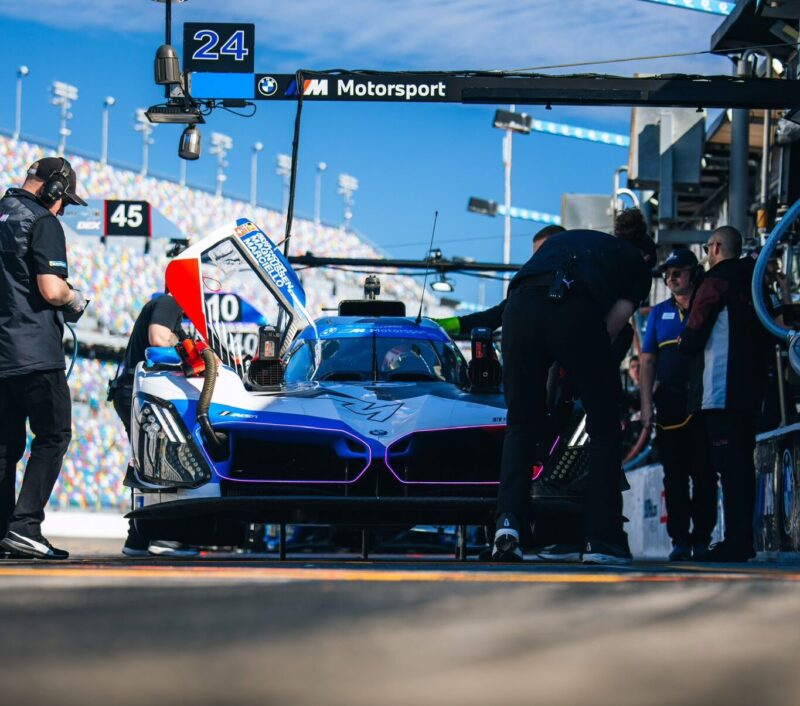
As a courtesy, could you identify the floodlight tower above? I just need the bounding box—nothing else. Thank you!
[134,108,156,176]
[315,161,328,225]
[209,132,233,198]
[337,173,359,231]
[250,141,264,206]
[101,96,116,166]
[51,81,78,154]
[276,153,292,214]
[14,66,29,140]
[492,106,532,282]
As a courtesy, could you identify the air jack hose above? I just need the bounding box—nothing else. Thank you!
[196,347,228,453]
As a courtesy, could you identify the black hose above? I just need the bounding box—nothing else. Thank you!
[196,347,228,453]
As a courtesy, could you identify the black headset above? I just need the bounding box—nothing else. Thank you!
[35,158,71,208]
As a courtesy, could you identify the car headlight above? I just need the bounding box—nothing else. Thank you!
[133,398,211,488]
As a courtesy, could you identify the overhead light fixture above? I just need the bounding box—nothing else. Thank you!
[467,196,499,217]
[493,109,532,134]
[145,104,205,124]
[430,273,455,293]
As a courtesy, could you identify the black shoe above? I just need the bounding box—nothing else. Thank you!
[536,544,583,562]
[0,531,69,560]
[492,514,523,561]
[691,541,712,561]
[583,540,632,565]
[122,531,150,557]
[704,541,755,563]
[668,543,692,562]
[147,541,199,558]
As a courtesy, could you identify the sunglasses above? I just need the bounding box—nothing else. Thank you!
[702,241,718,254]
[662,269,691,281]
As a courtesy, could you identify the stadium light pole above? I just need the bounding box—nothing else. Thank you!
[314,161,327,225]
[337,173,359,231]
[51,81,78,154]
[13,66,29,141]
[209,132,233,198]
[493,107,532,284]
[250,141,263,206]
[134,108,155,176]
[276,153,292,214]
[101,96,116,166]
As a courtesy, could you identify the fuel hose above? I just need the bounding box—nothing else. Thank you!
[196,347,228,452]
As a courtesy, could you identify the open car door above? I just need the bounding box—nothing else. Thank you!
[165,218,312,375]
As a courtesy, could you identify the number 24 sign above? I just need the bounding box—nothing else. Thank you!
[183,23,255,74]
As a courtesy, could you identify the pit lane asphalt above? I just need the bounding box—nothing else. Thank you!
[0,539,798,706]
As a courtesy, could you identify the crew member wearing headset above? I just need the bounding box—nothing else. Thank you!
[640,249,716,561]
[0,158,87,560]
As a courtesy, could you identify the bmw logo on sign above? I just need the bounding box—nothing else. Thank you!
[257,76,278,97]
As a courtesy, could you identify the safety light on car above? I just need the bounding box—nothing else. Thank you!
[134,399,211,488]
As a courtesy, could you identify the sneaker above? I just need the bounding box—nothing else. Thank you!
[492,528,523,561]
[147,540,199,558]
[704,541,755,563]
[691,541,712,561]
[0,531,69,560]
[668,543,692,562]
[536,544,583,562]
[122,531,150,558]
[582,540,632,565]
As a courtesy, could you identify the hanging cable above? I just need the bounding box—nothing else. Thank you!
[282,69,305,257]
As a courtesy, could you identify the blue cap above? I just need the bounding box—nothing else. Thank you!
[658,249,698,273]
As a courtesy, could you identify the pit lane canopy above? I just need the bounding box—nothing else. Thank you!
[189,70,800,109]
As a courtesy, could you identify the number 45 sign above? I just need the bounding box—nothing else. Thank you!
[183,23,255,74]
[104,200,151,238]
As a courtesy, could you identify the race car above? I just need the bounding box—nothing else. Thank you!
[127,218,517,549]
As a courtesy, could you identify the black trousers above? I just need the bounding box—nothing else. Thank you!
[0,370,71,537]
[499,288,625,546]
[702,409,756,551]
[656,410,717,546]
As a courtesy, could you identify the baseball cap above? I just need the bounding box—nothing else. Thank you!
[658,248,698,273]
[27,157,87,207]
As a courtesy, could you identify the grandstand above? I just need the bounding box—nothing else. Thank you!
[0,134,452,511]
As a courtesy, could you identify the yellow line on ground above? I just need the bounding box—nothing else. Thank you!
[0,565,796,584]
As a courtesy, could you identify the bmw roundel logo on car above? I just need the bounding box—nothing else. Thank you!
[257,76,278,97]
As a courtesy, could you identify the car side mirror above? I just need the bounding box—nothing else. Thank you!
[467,327,501,392]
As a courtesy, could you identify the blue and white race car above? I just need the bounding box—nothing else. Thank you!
[127,219,510,548]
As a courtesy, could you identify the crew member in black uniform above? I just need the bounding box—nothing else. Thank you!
[0,157,87,560]
[492,208,655,564]
[436,225,565,335]
[110,291,198,557]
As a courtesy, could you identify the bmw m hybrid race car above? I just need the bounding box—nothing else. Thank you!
[127,218,530,554]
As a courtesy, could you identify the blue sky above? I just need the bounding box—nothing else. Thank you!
[0,0,728,303]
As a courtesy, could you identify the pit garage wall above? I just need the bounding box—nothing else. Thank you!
[624,464,725,558]
[625,425,800,558]
[753,424,800,555]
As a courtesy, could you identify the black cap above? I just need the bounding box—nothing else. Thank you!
[27,157,87,207]
[658,249,698,273]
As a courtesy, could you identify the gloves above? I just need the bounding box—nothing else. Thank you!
[65,288,87,314]
[433,316,461,335]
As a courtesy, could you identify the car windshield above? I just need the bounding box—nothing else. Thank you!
[284,336,468,385]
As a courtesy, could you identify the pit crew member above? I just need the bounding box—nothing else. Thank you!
[640,248,716,561]
[493,208,656,564]
[0,157,87,560]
